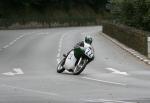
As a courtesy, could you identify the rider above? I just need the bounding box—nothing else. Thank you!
[73,36,94,66]
[63,36,94,72]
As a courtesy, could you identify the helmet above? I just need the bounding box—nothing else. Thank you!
[85,36,93,44]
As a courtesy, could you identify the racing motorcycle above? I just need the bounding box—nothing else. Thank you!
[57,45,94,75]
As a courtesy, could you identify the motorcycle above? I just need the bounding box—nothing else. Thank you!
[57,46,94,75]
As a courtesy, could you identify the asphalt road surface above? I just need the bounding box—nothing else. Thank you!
[0,26,150,103]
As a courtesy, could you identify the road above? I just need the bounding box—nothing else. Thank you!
[0,26,150,103]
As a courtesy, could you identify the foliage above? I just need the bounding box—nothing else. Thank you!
[110,0,150,31]
[0,0,108,18]
[0,0,108,27]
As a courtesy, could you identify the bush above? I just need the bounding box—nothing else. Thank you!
[110,0,150,32]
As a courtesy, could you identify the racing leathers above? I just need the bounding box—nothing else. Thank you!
[73,41,94,66]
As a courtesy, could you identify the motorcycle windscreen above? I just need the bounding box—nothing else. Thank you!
[64,51,77,70]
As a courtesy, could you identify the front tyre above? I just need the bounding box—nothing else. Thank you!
[73,65,86,75]
[57,59,65,73]
[73,59,87,75]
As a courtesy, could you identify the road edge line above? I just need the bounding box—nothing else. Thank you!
[101,32,150,66]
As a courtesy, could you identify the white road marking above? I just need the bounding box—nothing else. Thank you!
[85,99,136,103]
[57,33,67,64]
[2,68,24,76]
[57,53,60,58]
[2,72,15,76]
[0,31,43,50]
[106,68,128,76]
[2,45,9,49]
[57,58,61,64]
[82,77,126,86]
[1,34,26,50]
[13,68,24,74]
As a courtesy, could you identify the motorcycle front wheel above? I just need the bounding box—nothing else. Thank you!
[57,59,65,73]
[73,59,87,75]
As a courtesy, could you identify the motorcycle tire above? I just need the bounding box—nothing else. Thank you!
[73,64,86,75]
[57,59,65,73]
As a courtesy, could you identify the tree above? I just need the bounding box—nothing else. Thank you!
[110,0,150,31]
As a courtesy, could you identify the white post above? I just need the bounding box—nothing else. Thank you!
[148,37,150,58]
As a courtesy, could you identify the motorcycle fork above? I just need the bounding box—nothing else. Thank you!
[74,57,82,72]
[78,57,82,65]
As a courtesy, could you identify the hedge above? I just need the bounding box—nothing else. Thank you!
[102,21,148,56]
[0,16,98,29]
